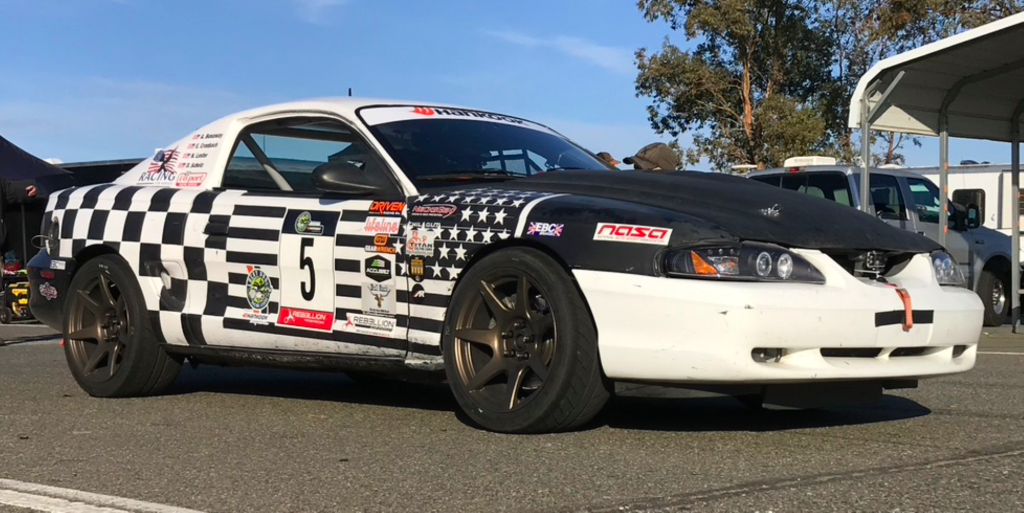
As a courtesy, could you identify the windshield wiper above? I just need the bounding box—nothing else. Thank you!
[418,171,522,181]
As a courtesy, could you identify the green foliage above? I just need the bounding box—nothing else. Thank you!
[635,0,1023,171]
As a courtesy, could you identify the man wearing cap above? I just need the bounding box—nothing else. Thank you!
[596,152,621,169]
[623,143,681,172]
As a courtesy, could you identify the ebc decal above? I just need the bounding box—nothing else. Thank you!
[278,210,340,331]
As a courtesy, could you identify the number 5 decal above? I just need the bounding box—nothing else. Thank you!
[300,237,316,301]
[278,210,339,332]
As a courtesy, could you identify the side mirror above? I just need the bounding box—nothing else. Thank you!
[312,161,381,195]
[965,203,981,230]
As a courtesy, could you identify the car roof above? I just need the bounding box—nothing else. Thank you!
[748,165,930,180]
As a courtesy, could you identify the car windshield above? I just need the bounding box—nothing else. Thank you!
[361,107,609,184]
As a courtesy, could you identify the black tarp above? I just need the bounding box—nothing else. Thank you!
[0,135,69,265]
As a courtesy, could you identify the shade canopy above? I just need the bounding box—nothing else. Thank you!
[0,134,68,181]
[849,11,1024,142]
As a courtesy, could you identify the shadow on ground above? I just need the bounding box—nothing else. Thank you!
[167,365,931,433]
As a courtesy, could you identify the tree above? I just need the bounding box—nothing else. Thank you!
[635,0,834,170]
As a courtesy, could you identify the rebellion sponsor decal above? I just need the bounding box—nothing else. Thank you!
[176,171,207,187]
[139,147,179,184]
[410,283,426,304]
[362,282,396,316]
[342,313,397,337]
[364,216,401,235]
[39,282,58,301]
[410,257,424,282]
[527,222,563,237]
[365,234,398,254]
[278,307,334,332]
[369,201,405,216]
[593,223,672,246]
[295,211,324,235]
[406,227,436,257]
[244,266,273,325]
[364,255,392,282]
[410,204,458,219]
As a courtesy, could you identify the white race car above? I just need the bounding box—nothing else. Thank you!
[28,99,983,433]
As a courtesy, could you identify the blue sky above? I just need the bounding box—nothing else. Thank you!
[0,0,1012,167]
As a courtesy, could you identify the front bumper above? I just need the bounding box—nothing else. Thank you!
[575,250,983,384]
[27,249,74,331]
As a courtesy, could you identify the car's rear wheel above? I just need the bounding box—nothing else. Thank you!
[63,255,182,397]
[978,268,1009,327]
[443,247,610,433]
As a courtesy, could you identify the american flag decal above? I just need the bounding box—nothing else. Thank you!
[147,148,181,174]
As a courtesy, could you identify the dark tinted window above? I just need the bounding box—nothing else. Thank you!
[749,175,781,187]
[869,174,908,220]
[366,119,607,182]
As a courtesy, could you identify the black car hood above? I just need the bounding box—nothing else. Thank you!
[500,171,940,253]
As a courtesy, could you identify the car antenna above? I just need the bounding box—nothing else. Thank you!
[348,88,353,97]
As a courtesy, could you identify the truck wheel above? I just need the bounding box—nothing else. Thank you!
[443,247,610,433]
[977,269,1009,327]
[0,307,11,324]
[63,255,182,397]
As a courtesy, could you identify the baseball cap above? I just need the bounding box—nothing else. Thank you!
[623,143,680,171]
[596,152,621,167]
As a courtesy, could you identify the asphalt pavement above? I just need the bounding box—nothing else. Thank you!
[1,323,1022,512]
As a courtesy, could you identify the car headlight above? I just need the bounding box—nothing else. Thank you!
[45,216,60,256]
[663,243,825,283]
[931,250,966,286]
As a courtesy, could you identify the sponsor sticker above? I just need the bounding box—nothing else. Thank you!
[139,147,179,184]
[362,282,396,316]
[364,255,392,282]
[410,257,425,282]
[295,211,324,235]
[49,260,66,271]
[244,266,273,325]
[410,204,457,219]
[365,233,398,254]
[410,283,426,304]
[406,228,436,256]
[39,282,58,301]
[593,223,672,246]
[369,201,406,216]
[176,171,207,187]
[527,222,564,237]
[364,216,401,235]
[278,307,335,331]
[342,313,397,337]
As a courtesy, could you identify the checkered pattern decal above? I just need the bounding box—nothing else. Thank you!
[46,184,555,365]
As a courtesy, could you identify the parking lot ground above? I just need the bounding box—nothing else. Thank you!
[0,325,1022,512]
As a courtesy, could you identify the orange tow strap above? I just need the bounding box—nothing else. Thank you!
[886,284,913,331]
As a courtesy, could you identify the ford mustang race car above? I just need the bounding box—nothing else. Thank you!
[28,99,983,433]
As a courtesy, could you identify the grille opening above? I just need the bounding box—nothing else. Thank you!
[890,347,928,357]
[820,348,882,358]
[822,250,915,279]
[952,345,967,358]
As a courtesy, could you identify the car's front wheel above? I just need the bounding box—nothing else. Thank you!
[63,255,182,397]
[443,247,610,433]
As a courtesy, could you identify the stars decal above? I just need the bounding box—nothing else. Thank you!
[404,187,544,286]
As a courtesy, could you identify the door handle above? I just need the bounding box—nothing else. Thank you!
[975,239,985,245]
[204,223,229,236]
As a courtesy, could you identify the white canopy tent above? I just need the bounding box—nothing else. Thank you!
[849,12,1024,330]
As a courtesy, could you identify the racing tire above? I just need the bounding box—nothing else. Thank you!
[443,247,610,433]
[0,307,11,324]
[978,269,1009,327]
[63,255,182,397]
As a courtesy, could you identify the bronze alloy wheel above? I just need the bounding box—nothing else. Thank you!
[452,272,556,412]
[66,273,131,383]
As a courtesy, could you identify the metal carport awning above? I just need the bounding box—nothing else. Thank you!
[849,12,1024,331]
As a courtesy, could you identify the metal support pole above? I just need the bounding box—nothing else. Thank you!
[860,93,871,212]
[1012,109,1022,332]
[938,114,949,248]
